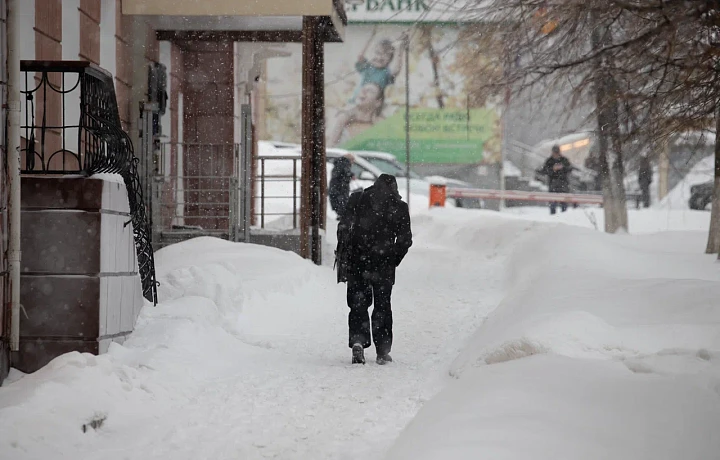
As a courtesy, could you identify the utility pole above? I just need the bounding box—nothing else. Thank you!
[405,36,411,206]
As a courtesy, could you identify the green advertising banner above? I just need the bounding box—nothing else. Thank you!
[264,24,503,165]
[340,108,497,164]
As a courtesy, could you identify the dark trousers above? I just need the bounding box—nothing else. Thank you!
[347,278,393,354]
[641,185,651,208]
[550,202,568,214]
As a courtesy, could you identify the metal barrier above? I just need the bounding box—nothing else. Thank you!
[447,187,644,208]
[152,143,239,247]
[255,154,301,229]
[152,144,303,246]
[447,188,605,205]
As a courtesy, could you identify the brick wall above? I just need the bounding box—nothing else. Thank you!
[35,0,64,169]
[1,0,173,382]
[80,0,101,64]
[114,0,161,132]
[115,0,132,131]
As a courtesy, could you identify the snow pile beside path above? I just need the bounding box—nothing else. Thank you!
[388,355,720,460]
[505,206,710,234]
[659,155,714,210]
[451,226,720,372]
[155,237,314,303]
[410,208,542,254]
[386,224,720,460]
[0,237,337,459]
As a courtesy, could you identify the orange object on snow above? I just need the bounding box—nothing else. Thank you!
[429,183,447,208]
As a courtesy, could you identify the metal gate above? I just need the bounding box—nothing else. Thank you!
[152,143,240,249]
[149,105,304,250]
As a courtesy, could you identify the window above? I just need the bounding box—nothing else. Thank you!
[364,157,404,175]
[363,157,423,179]
[351,163,374,179]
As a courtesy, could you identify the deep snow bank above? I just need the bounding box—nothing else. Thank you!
[386,223,720,460]
[0,237,337,459]
[388,355,720,460]
[505,206,710,234]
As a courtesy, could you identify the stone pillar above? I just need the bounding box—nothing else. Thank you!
[181,40,235,232]
[14,176,144,373]
[301,17,325,264]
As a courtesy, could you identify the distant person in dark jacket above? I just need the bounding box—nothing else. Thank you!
[328,154,355,220]
[541,145,574,214]
[336,174,412,365]
[638,155,653,208]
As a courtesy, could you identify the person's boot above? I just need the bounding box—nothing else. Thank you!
[352,343,365,364]
[376,353,393,365]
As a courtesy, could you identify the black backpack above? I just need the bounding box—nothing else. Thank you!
[334,190,366,283]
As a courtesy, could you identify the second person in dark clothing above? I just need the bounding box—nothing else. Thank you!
[338,174,412,365]
[541,145,574,214]
[328,154,355,220]
[638,155,653,208]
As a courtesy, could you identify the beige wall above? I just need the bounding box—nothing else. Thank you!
[122,0,334,16]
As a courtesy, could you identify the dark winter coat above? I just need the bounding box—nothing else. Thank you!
[329,157,353,218]
[337,174,412,285]
[541,155,573,193]
[638,157,653,187]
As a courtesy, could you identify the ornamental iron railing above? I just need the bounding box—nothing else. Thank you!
[20,60,157,303]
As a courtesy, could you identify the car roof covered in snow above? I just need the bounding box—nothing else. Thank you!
[352,151,398,162]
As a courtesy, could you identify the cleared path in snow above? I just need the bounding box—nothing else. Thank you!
[0,210,523,460]
[133,214,509,459]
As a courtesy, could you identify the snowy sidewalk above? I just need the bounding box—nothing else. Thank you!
[0,210,517,460]
[1,208,719,460]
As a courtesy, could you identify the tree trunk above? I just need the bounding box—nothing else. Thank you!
[592,19,628,233]
[610,123,629,232]
[595,73,626,233]
[706,105,720,254]
[707,177,720,254]
[594,90,617,233]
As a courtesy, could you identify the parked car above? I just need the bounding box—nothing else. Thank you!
[689,181,713,210]
[352,150,482,207]
[349,150,430,199]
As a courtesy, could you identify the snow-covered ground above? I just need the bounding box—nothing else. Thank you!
[388,216,720,459]
[1,203,719,459]
[506,206,711,233]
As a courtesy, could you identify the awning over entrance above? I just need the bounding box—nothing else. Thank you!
[123,0,346,42]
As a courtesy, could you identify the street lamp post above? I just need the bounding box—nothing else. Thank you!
[405,35,411,206]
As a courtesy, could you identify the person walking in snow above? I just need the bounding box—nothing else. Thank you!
[540,145,574,214]
[336,174,412,365]
[329,154,355,220]
[638,154,653,208]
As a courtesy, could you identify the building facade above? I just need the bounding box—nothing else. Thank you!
[0,0,346,382]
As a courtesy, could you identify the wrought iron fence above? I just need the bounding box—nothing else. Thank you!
[152,143,239,248]
[20,61,157,303]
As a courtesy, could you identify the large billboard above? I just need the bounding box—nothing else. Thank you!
[264,23,501,165]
